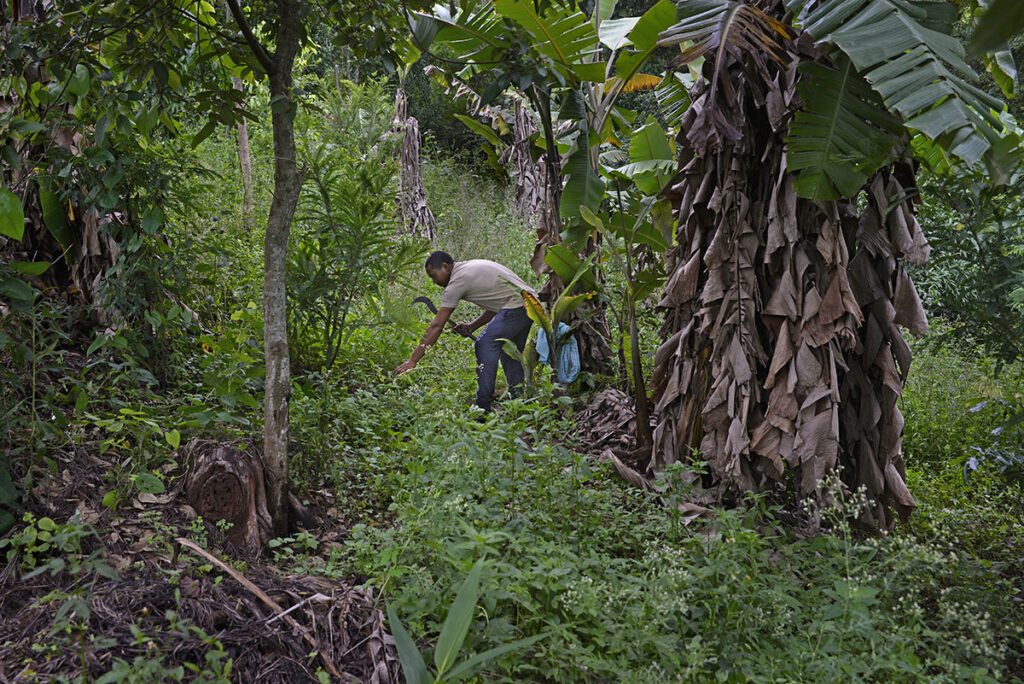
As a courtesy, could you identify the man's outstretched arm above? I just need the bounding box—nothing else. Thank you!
[394,306,455,375]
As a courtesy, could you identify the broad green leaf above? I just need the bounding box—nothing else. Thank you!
[614,160,675,195]
[985,49,1017,99]
[453,114,504,148]
[630,0,677,51]
[651,197,676,246]
[560,140,605,219]
[0,275,36,302]
[38,184,72,249]
[578,205,605,230]
[558,89,588,121]
[631,268,666,301]
[545,245,598,293]
[165,429,181,450]
[784,0,1017,178]
[446,634,547,680]
[493,0,601,82]
[786,58,902,200]
[598,17,639,50]
[969,0,1024,56]
[619,215,669,250]
[134,473,165,495]
[414,1,509,64]
[10,261,49,276]
[595,0,677,130]
[655,72,693,128]
[630,117,672,162]
[434,559,484,676]
[191,120,218,148]
[0,188,25,241]
[142,207,163,234]
[67,64,90,96]
[387,605,430,684]
[553,290,595,322]
[11,119,47,135]
[594,0,618,27]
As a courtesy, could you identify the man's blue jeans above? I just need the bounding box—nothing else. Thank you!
[475,306,532,411]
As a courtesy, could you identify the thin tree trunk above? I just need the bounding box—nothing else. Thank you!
[262,7,302,536]
[623,227,651,451]
[226,0,303,536]
[527,86,612,374]
[233,76,255,231]
[225,2,254,231]
[231,79,254,231]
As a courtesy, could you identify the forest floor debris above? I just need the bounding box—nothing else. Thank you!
[0,443,398,683]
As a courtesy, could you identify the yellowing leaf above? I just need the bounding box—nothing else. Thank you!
[522,290,551,335]
[603,73,661,94]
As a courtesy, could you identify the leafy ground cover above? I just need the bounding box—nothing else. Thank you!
[2,157,1023,682]
[284,333,1024,682]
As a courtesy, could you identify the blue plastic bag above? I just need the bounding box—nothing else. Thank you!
[535,322,580,384]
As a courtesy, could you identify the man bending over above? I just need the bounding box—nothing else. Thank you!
[394,251,536,412]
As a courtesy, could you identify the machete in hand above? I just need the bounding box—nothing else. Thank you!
[413,296,478,341]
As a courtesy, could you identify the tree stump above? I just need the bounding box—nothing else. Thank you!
[184,444,273,557]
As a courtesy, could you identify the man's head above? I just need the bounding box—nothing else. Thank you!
[425,250,454,287]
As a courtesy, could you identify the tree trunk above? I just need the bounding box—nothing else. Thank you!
[506,98,545,231]
[393,84,437,241]
[233,76,256,232]
[224,2,254,232]
[225,0,305,537]
[650,11,923,530]
[184,442,274,557]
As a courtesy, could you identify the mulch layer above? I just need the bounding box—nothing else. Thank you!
[0,442,400,683]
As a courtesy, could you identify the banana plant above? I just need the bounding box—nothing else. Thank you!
[514,254,597,384]
[387,560,545,683]
[406,0,682,230]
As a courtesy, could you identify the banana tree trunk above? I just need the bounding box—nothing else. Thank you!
[650,10,923,530]
[393,84,437,241]
[234,76,256,232]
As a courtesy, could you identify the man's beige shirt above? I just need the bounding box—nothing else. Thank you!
[440,259,537,312]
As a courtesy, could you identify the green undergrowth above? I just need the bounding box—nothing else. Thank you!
[279,333,1024,683]
[4,153,1022,681]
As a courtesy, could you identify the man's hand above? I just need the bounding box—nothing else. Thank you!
[394,359,418,376]
[452,322,475,337]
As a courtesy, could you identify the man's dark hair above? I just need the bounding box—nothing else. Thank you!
[425,251,454,270]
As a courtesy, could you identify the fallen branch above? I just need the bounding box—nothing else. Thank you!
[174,537,342,680]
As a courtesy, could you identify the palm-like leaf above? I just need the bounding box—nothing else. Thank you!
[787,56,903,199]
[560,129,606,219]
[411,0,508,63]
[492,0,603,82]
[655,71,693,129]
[969,0,1024,56]
[784,0,1013,178]
[658,0,791,96]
